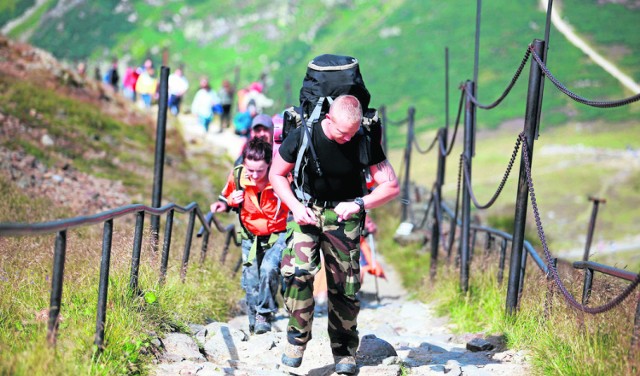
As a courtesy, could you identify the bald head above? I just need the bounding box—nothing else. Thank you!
[322,95,363,144]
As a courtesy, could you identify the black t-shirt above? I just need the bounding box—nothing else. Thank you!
[279,124,386,201]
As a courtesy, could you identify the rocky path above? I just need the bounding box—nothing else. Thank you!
[152,253,530,375]
[152,115,531,375]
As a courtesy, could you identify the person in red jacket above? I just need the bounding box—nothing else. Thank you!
[210,138,289,334]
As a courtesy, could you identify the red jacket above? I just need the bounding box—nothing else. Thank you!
[219,168,288,236]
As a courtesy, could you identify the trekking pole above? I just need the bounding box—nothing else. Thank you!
[368,233,380,303]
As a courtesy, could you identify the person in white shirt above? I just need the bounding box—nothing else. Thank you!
[168,67,189,115]
[190,78,220,132]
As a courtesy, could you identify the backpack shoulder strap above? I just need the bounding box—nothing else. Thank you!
[233,165,244,190]
[294,99,325,181]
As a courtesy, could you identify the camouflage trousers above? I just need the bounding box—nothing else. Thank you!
[280,205,362,357]
[241,232,286,329]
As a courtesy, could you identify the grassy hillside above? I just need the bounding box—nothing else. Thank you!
[0,36,243,374]
[4,0,638,149]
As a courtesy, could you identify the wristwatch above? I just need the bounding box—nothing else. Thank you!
[354,197,365,213]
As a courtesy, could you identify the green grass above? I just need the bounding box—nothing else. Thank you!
[380,234,640,375]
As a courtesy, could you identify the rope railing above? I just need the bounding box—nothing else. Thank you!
[463,47,532,110]
[529,45,640,108]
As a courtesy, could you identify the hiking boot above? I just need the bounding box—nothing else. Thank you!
[254,313,271,334]
[281,343,306,368]
[334,355,357,375]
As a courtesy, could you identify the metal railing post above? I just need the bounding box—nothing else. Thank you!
[583,196,605,261]
[47,230,67,346]
[430,129,446,281]
[401,107,415,222]
[582,267,594,305]
[159,209,174,284]
[95,219,113,351]
[151,66,170,253]
[506,39,546,315]
[129,211,144,294]
[180,210,196,282]
[460,80,476,293]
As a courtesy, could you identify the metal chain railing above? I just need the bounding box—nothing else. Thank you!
[462,135,522,209]
[386,116,409,126]
[464,47,532,110]
[530,46,640,108]
[439,89,465,157]
[519,132,640,314]
[413,130,439,154]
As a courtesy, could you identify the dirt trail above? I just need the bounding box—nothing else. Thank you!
[153,120,530,374]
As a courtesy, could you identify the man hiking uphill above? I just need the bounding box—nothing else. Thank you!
[269,95,400,375]
[211,138,288,334]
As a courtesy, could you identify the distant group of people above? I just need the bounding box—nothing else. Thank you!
[77,58,280,142]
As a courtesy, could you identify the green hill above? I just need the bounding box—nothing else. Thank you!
[3,0,639,148]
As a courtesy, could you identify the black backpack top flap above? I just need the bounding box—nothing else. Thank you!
[300,54,371,114]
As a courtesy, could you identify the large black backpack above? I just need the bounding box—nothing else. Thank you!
[281,54,382,203]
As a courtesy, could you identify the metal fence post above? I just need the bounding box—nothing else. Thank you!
[159,209,174,284]
[582,267,594,305]
[129,211,144,294]
[181,210,196,282]
[151,66,170,253]
[47,230,67,346]
[583,196,605,262]
[401,107,415,222]
[460,80,476,293]
[95,219,113,351]
[430,129,446,281]
[506,39,546,315]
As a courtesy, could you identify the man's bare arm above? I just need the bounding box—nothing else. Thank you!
[364,160,400,209]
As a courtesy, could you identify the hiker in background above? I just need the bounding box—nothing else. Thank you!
[235,113,274,166]
[104,58,119,92]
[168,67,189,115]
[210,138,289,335]
[136,61,157,108]
[233,101,257,137]
[219,79,234,130]
[122,66,139,102]
[190,77,220,132]
[270,95,399,375]
[241,81,274,114]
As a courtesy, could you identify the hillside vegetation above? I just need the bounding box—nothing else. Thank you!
[0,36,243,374]
[3,0,639,148]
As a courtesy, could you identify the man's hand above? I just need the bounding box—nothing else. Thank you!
[291,203,317,225]
[210,202,227,213]
[335,202,361,222]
